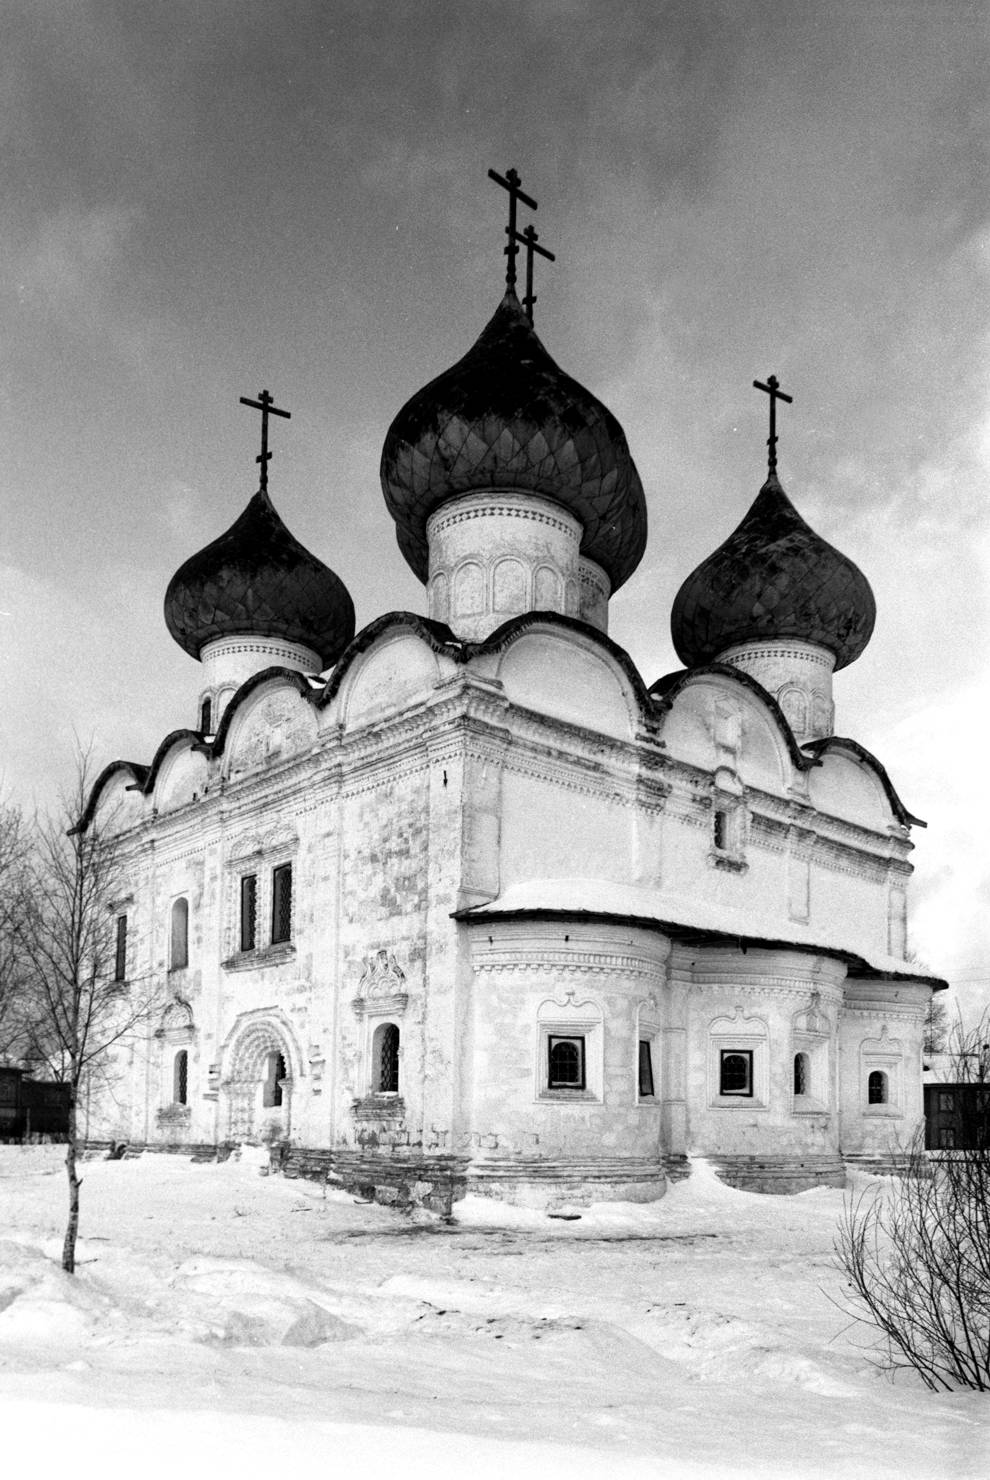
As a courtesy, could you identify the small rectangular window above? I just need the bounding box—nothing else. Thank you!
[547,1035,585,1089]
[713,809,728,850]
[240,874,257,952]
[719,1049,753,1097]
[938,1091,955,1114]
[638,1039,655,1097]
[114,914,127,982]
[271,864,292,945]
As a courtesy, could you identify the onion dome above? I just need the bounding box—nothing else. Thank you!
[164,487,355,667]
[670,472,875,671]
[380,289,647,590]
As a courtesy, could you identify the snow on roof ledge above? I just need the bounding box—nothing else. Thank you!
[455,877,945,988]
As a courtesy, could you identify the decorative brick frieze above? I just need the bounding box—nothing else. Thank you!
[429,500,579,540]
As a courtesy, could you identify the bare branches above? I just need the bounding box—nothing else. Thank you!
[0,799,34,1062]
[10,751,161,1272]
[835,1018,990,1390]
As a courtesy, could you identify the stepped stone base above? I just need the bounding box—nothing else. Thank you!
[842,1151,916,1178]
[281,1147,469,1218]
[712,1153,847,1194]
[466,1155,667,1209]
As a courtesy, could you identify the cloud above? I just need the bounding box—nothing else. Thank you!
[18,204,141,312]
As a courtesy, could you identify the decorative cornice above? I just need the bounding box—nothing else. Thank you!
[428,499,580,541]
[472,948,661,977]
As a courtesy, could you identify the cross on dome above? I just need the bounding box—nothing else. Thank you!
[752,375,793,474]
[510,222,556,323]
[487,166,538,292]
[239,388,291,491]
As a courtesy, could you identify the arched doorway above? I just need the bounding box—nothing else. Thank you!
[223,1019,295,1143]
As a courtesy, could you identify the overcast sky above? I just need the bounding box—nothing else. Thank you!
[1,1,987,1010]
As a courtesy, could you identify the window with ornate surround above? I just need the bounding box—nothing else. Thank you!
[536,995,603,1102]
[861,1027,903,1118]
[222,838,298,970]
[708,1009,769,1108]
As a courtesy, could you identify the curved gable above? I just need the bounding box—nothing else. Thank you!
[78,760,148,834]
[153,738,210,812]
[221,674,319,779]
[805,738,920,830]
[487,619,645,741]
[658,669,795,793]
[332,623,448,732]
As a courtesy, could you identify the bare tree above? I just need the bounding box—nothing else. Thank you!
[0,800,45,1065]
[834,1012,990,1390]
[13,757,157,1273]
[923,994,949,1057]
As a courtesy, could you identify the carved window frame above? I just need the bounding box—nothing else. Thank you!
[223,837,298,969]
[708,1011,769,1109]
[536,997,603,1104]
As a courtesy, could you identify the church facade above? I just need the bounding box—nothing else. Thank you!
[84,228,941,1209]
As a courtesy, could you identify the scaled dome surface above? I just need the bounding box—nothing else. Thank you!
[164,488,355,668]
[380,289,647,591]
[670,472,875,671]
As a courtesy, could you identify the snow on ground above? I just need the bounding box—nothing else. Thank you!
[0,1148,986,1478]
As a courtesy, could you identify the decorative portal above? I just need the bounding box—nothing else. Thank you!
[223,1019,295,1141]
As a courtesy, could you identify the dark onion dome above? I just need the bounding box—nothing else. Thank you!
[670,472,875,671]
[380,289,647,591]
[164,487,355,667]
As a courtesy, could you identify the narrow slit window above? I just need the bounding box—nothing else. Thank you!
[638,1039,655,1098]
[173,1049,188,1106]
[793,1052,809,1097]
[170,897,189,970]
[240,874,257,952]
[713,809,728,850]
[548,1035,586,1090]
[200,697,212,734]
[271,864,292,945]
[719,1049,753,1097]
[114,914,127,982]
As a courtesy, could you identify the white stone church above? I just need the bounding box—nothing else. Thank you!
[84,223,943,1209]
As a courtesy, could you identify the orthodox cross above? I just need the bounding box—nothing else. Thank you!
[510,222,556,323]
[488,166,538,291]
[752,375,793,474]
[239,389,291,492]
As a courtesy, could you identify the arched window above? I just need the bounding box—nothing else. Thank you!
[170,898,189,970]
[868,1070,888,1105]
[263,1051,286,1109]
[173,1050,188,1106]
[793,1052,809,1097]
[372,1023,400,1094]
[548,1035,585,1090]
[199,697,212,734]
[719,1050,753,1097]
